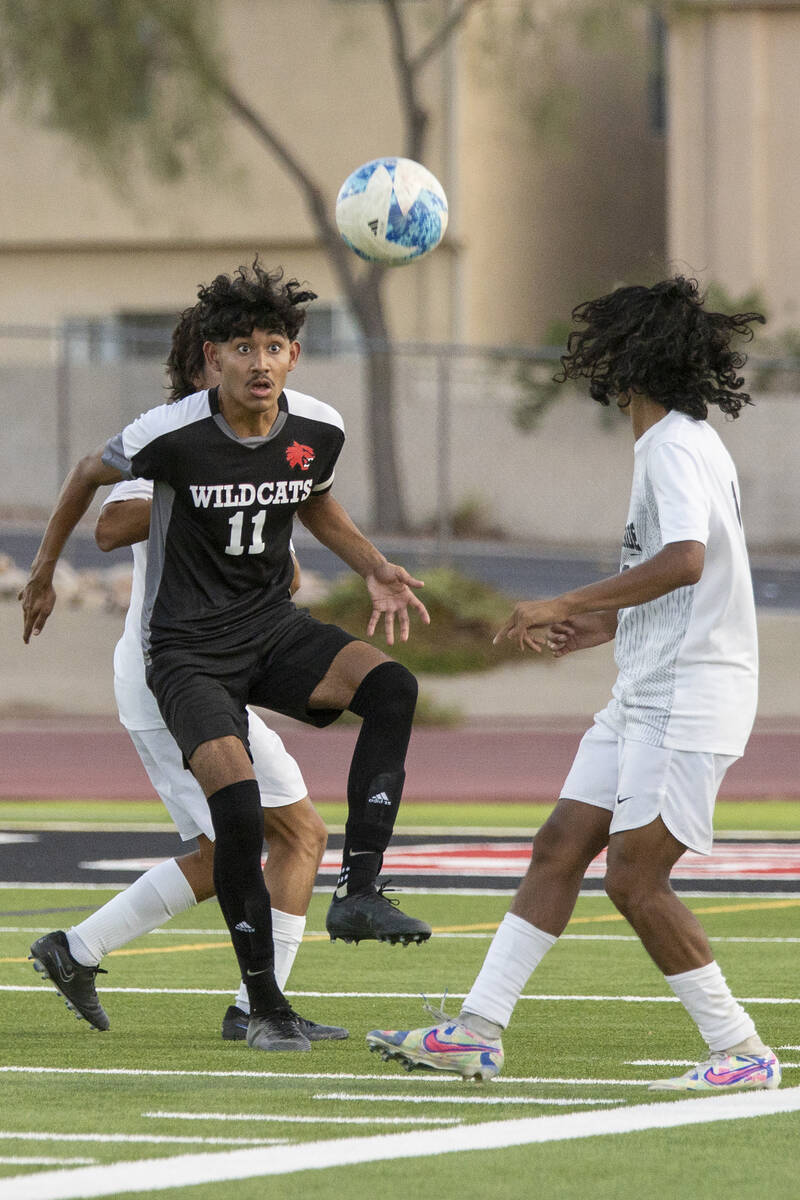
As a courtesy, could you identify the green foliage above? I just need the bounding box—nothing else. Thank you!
[705,281,766,319]
[471,0,642,146]
[510,319,570,431]
[308,567,524,675]
[704,282,800,391]
[0,0,222,184]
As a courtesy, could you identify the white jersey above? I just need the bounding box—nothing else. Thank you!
[105,478,162,729]
[102,486,307,831]
[602,409,758,756]
[105,479,302,731]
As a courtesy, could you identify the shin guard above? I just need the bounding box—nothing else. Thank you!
[338,662,417,894]
[206,780,285,1016]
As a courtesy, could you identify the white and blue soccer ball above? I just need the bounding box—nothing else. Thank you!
[335,157,448,266]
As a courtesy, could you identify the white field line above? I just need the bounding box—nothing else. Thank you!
[0,1066,665,1085]
[0,1132,285,1147]
[629,1059,799,1069]
[311,1093,624,1107]
[4,882,800,901]
[0,882,137,891]
[4,926,800,945]
[6,984,800,1004]
[142,1112,460,1127]
[3,1087,800,1200]
[0,1158,97,1166]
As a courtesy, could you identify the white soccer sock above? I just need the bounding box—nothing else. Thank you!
[233,908,306,1013]
[67,858,196,967]
[665,960,758,1053]
[460,912,558,1031]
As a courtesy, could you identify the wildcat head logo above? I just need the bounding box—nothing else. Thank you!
[286,441,315,471]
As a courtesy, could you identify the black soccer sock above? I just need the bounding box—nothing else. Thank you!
[206,780,286,1018]
[337,661,418,896]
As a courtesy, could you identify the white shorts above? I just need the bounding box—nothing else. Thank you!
[559,717,737,855]
[127,708,307,842]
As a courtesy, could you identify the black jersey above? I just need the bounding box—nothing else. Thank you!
[102,386,345,655]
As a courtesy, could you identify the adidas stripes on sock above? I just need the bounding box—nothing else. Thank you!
[337,662,417,896]
[207,780,284,1017]
[234,908,306,1012]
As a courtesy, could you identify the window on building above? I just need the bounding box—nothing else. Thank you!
[63,312,176,364]
[648,10,668,135]
[300,302,361,355]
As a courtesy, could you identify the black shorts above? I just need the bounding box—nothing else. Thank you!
[146,602,357,764]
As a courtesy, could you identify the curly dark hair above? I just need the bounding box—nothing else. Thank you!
[196,260,317,345]
[556,277,765,419]
[165,303,208,402]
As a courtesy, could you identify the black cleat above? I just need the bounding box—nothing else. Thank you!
[326,882,432,946]
[246,1007,312,1052]
[222,1004,349,1042]
[29,930,109,1031]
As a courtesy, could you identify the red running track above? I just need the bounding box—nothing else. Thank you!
[1,720,798,802]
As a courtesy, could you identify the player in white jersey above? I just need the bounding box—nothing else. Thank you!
[368,277,781,1092]
[27,306,346,1042]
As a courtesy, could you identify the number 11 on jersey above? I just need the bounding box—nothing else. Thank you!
[225,509,268,556]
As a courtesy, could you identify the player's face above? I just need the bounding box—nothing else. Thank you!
[206,328,300,433]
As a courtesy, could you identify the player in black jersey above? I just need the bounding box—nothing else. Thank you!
[21,262,431,1052]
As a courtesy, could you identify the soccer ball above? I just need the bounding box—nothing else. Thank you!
[335,157,448,267]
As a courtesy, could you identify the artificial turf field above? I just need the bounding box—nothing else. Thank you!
[0,799,798,1199]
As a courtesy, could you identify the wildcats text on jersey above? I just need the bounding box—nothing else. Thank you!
[189,480,314,508]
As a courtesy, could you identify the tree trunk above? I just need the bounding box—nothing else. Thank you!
[352,273,409,533]
[363,342,408,532]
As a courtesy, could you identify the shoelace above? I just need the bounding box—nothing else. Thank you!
[76,964,107,979]
[421,989,456,1025]
[267,1007,303,1032]
[372,880,401,908]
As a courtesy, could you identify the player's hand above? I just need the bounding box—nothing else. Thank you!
[364,563,429,645]
[546,614,616,657]
[493,598,568,653]
[19,574,57,644]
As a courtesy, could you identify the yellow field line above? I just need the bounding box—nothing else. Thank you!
[564,898,800,925]
[1,933,335,965]
[5,898,800,964]
[419,897,800,935]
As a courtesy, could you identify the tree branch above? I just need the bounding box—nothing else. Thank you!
[411,0,486,74]
[383,0,427,160]
[213,79,367,298]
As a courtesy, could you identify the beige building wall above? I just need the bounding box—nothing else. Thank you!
[0,0,663,346]
[668,0,800,326]
[461,4,666,343]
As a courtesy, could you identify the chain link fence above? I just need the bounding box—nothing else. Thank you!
[1,324,799,552]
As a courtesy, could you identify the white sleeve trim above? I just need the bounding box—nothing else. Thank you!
[284,388,345,434]
[102,478,155,508]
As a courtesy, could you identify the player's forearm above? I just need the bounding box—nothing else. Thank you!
[556,541,705,619]
[298,493,387,577]
[95,499,152,551]
[29,450,120,580]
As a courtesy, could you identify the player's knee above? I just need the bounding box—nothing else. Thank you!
[529,816,585,877]
[530,821,567,870]
[299,806,329,864]
[604,860,642,914]
[264,802,328,865]
[349,660,418,723]
[176,842,216,903]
